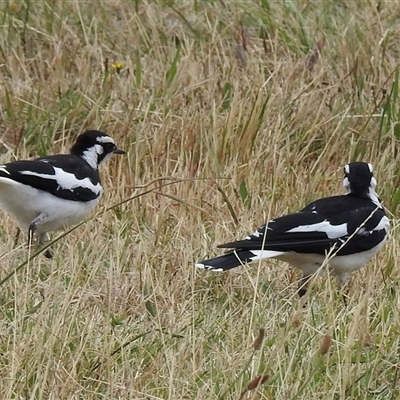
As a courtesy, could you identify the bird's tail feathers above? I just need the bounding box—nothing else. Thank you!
[195,249,284,271]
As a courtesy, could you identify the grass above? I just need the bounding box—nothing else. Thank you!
[0,0,399,398]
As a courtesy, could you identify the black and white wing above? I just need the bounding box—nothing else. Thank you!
[196,195,389,271]
[0,155,102,202]
[220,195,388,256]
[220,208,387,256]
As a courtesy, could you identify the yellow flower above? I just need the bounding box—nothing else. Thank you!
[111,62,124,74]
[9,2,18,10]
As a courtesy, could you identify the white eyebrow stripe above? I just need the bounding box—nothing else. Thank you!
[96,136,115,144]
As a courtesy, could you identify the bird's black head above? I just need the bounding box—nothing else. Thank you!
[70,130,125,169]
[343,162,377,198]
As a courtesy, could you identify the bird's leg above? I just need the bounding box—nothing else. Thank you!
[28,214,46,236]
[336,273,351,303]
[27,223,36,248]
[297,274,312,297]
[28,214,53,258]
[14,227,21,247]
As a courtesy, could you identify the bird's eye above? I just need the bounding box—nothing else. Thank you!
[102,143,115,152]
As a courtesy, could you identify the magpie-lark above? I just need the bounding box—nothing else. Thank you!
[0,130,125,257]
[196,162,389,296]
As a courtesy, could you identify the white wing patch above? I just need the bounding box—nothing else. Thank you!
[0,166,10,175]
[245,224,272,240]
[19,167,102,195]
[245,229,262,240]
[373,215,390,232]
[251,230,262,238]
[356,227,369,236]
[287,220,348,239]
[248,250,285,261]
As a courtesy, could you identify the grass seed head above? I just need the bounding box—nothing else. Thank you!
[252,328,265,350]
[247,374,270,390]
[320,334,333,355]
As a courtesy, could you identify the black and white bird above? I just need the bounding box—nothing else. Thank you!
[0,130,125,257]
[196,162,389,296]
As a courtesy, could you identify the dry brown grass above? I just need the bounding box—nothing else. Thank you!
[0,1,399,398]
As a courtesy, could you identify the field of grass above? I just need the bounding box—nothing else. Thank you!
[0,0,399,398]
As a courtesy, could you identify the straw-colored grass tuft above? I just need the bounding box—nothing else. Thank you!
[0,1,398,398]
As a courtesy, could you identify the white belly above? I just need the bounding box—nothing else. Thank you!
[276,240,386,277]
[0,178,101,233]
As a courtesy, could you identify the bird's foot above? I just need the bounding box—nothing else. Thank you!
[43,248,54,259]
[297,275,312,298]
[38,232,53,259]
